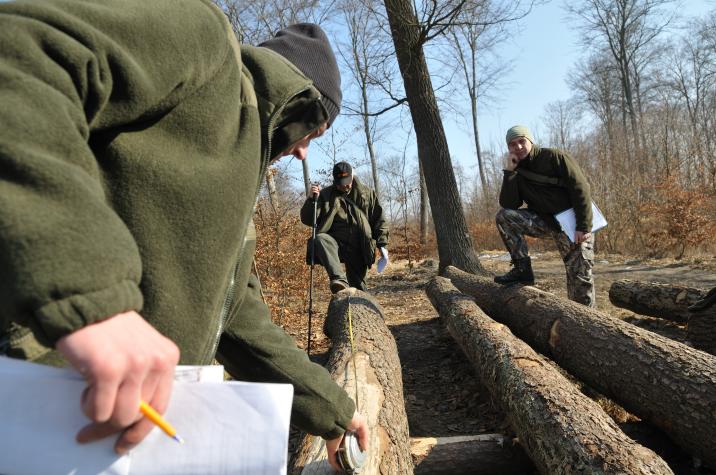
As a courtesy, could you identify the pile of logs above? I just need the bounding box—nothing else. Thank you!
[609,279,715,355]
[439,267,716,471]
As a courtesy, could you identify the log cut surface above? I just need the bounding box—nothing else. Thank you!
[289,288,413,474]
[444,266,716,468]
[609,279,706,322]
[427,277,672,475]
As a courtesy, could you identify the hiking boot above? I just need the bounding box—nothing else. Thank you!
[494,257,534,285]
[330,279,349,294]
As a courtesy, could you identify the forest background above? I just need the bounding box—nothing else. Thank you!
[213,0,716,324]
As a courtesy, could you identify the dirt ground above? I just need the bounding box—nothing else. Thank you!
[293,251,716,473]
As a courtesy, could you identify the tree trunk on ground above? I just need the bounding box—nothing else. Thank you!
[411,434,534,475]
[383,0,485,275]
[688,307,716,356]
[288,288,413,474]
[444,266,716,468]
[426,277,672,475]
[609,280,706,322]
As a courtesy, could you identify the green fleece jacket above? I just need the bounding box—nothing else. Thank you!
[300,177,388,266]
[0,0,353,439]
[499,144,593,232]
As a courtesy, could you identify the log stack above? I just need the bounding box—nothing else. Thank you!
[443,266,716,468]
[427,276,672,474]
[288,288,413,474]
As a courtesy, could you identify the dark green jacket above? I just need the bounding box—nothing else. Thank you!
[0,0,353,439]
[499,144,593,231]
[300,177,388,266]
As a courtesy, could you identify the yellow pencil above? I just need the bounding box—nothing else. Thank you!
[139,400,184,444]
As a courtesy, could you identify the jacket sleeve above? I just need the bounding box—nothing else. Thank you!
[300,196,318,226]
[498,170,523,209]
[557,152,592,231]
[369,191,389,247]
[0,0,233,344]
[216,274,355,439]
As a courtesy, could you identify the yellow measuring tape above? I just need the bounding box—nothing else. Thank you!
[347,297,359,410]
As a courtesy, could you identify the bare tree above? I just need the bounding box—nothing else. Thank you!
[337,0,400,199]
[383,0,490,273]
[542,99,583,149]
[565,0,675,166]
[446,0,530,201]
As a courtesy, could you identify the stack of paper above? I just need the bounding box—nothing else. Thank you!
[0,357,293,475]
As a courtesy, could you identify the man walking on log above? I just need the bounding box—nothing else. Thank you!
[494,125,596,307]
[301,161,389,293]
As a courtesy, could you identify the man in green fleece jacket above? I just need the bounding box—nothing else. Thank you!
[495,125,596,307]
[0,0,366,468]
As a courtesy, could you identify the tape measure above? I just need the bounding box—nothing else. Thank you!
[336,297,366,474]
[337,431,366,473]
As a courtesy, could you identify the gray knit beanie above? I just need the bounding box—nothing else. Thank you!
[505,125,535,144]
[259,23,342,126]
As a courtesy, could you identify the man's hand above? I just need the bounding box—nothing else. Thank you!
[326,411,369,472]
[56,311,180,454]
[310,184,321,198]
[505,153,519,171]
[574,230,592,245]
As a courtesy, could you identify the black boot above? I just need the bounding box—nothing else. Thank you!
[494,257,534,285]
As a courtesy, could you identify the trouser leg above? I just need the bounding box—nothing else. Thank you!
[311,233,347,282]
[553,232,595,308]
[495,208,555,260]
[343,254,368,291]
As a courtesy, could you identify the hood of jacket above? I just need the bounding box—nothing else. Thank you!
[240,45,328,161]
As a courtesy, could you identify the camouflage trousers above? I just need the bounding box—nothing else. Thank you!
[496,208,595,307]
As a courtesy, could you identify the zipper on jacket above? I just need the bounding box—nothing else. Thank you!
[203,84,316,363]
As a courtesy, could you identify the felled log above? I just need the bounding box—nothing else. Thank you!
[688,307,716,356]
[608,280,705,322]
[427,277,672,475]
[444,266,716,468]
[411,434,534,475]
[289,288,413,474]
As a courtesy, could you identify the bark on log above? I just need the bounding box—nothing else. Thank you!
[688,307,716,356]
[444,266,716,468]
[411,435,534,474]
[608,280,705,322]
[289,288,413,474]
[427,277,672,475]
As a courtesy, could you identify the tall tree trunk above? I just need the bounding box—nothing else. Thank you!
[302,159,311,196]
[361,89,381,199]
[444,267,716,468]
[418,159,428,245]
[383,0,485,274]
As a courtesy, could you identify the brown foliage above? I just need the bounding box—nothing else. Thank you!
[253,198,327,331]
[640,176,715,259]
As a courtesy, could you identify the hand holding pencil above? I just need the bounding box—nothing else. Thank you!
[56,311,180,454]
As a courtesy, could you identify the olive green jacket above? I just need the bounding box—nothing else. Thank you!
[499,144,593,231]
[300,177,388,266]
[0,0,353,439]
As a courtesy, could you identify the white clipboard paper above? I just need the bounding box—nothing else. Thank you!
[554,201,607,243]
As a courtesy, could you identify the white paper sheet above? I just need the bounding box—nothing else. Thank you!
[554,201,608,243]
[0,357,293,475]
[377,247,389,273]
